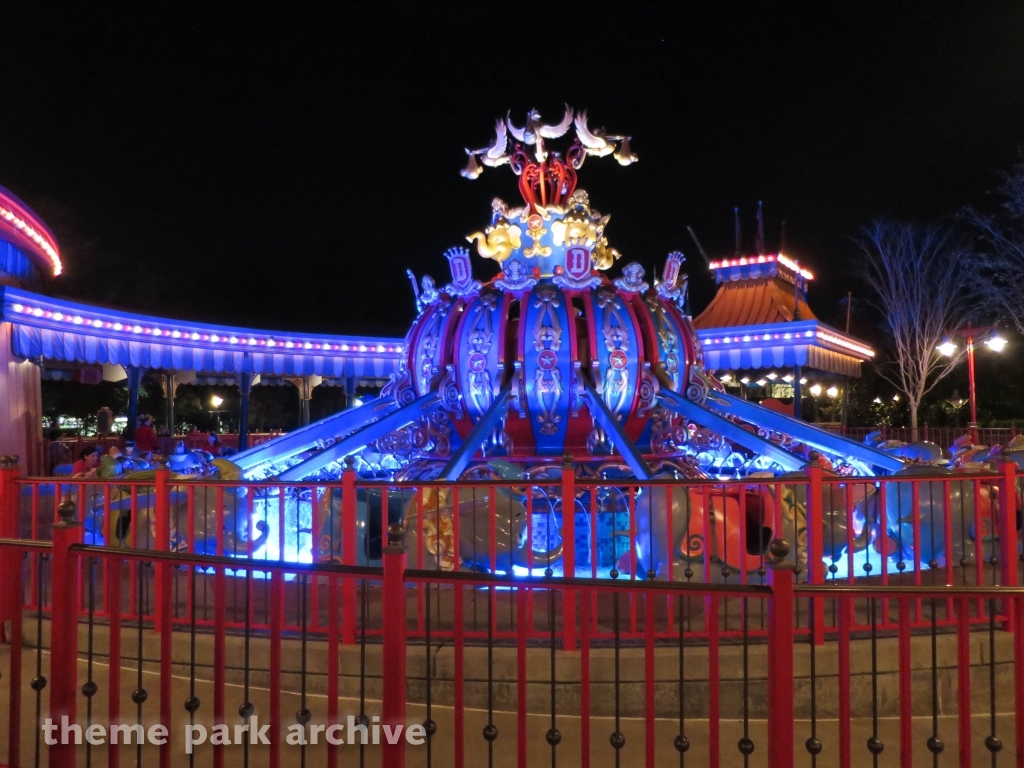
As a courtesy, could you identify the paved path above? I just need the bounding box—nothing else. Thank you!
[1,646,1017,767]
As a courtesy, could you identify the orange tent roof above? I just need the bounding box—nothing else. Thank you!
[694,274,815,329]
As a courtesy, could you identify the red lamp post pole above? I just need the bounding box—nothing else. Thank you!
[966,323,978,443]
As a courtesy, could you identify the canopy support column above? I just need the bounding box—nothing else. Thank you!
[124,365,146,441]
[286,375,322,427]
[162,373,177,436]
[345,376,356,410]
[793,364,802,421]
[238,367,255,452]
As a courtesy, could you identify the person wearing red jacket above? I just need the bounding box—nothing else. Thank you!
[206,431,225,456]
[71,446,100,477]
[134,415,161,455]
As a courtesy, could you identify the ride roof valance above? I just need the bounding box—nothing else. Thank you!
[2,286,403,378]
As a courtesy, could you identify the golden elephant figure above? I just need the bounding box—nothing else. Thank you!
[467,222,522,263]
[551,217,599,248]
[593,238,621,270]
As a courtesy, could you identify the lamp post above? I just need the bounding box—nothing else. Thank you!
[825,385,839,423]
[937,323,1006,443]
[210,395,223,432]
[808,383,822,422]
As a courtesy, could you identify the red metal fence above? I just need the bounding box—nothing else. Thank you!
[2,461,1024,767]
[839,425,1020,448]
[3,537,1024,767]
[7,460,1021,635]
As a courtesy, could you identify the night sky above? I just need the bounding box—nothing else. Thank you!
[2,3,1023,341]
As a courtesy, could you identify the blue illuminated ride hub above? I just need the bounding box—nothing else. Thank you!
[233,106,897,486]
[219,107,923,580]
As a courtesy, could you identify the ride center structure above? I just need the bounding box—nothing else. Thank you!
[233,106,900,486]
[221,108,916,578]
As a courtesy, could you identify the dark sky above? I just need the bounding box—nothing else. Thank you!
[2,2,1023,339]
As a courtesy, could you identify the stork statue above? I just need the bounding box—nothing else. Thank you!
[505,104,574,162]
[460,106,638,210]
[461,119,512,179]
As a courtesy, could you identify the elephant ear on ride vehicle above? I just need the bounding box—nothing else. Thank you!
[211,458,247,497]
[487,459,524,481]
[211,458,244,481]
[111,469,156,494]
[120,469,156,483]
[97,455,123,479]
[487,459,529,503]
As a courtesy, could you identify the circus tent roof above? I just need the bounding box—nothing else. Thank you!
[693,253,873,377]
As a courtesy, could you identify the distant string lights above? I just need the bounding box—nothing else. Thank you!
[717,371,841,394]
[707,253,814,281]
[700,326,874,357]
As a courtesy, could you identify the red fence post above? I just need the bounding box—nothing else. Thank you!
[805,454,825,645]
[0,457,20,630]
[7,549,23,768]
[561,454,576,651]
[341,457,357,645]
[213,567,226,768]
[326,573,340,768]
[999,451,1019,629]
[106,556,121,768]
[151,467,173,768]
[767,540,795,768]
[381,523,408,768]
[153,467,170,631]
[707,593,720,764]
[0,456,19,533]
[897,598,913,768]
[269,570,283,768]
[1014,593,1024,768]
[644,591,656,768]
[3,457,23,768]
[956,597,972,768]
[837,595,852,768]
[49,500,83,768]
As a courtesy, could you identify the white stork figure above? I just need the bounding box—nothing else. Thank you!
[574,109,638,165]
[462,119,512,179]
[506,105,574,163]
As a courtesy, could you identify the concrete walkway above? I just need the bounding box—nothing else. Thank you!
[1,644,1018,768]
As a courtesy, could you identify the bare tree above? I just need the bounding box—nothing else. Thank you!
[968,158,1024,333]
[856,221,979,440]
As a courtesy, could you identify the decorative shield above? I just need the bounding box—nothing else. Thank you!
[446,247,472,288]
[662,251,684,288]
[565,246,592,281]
[443,246,482,297]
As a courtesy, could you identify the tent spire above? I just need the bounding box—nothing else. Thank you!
[734,207,741,255]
